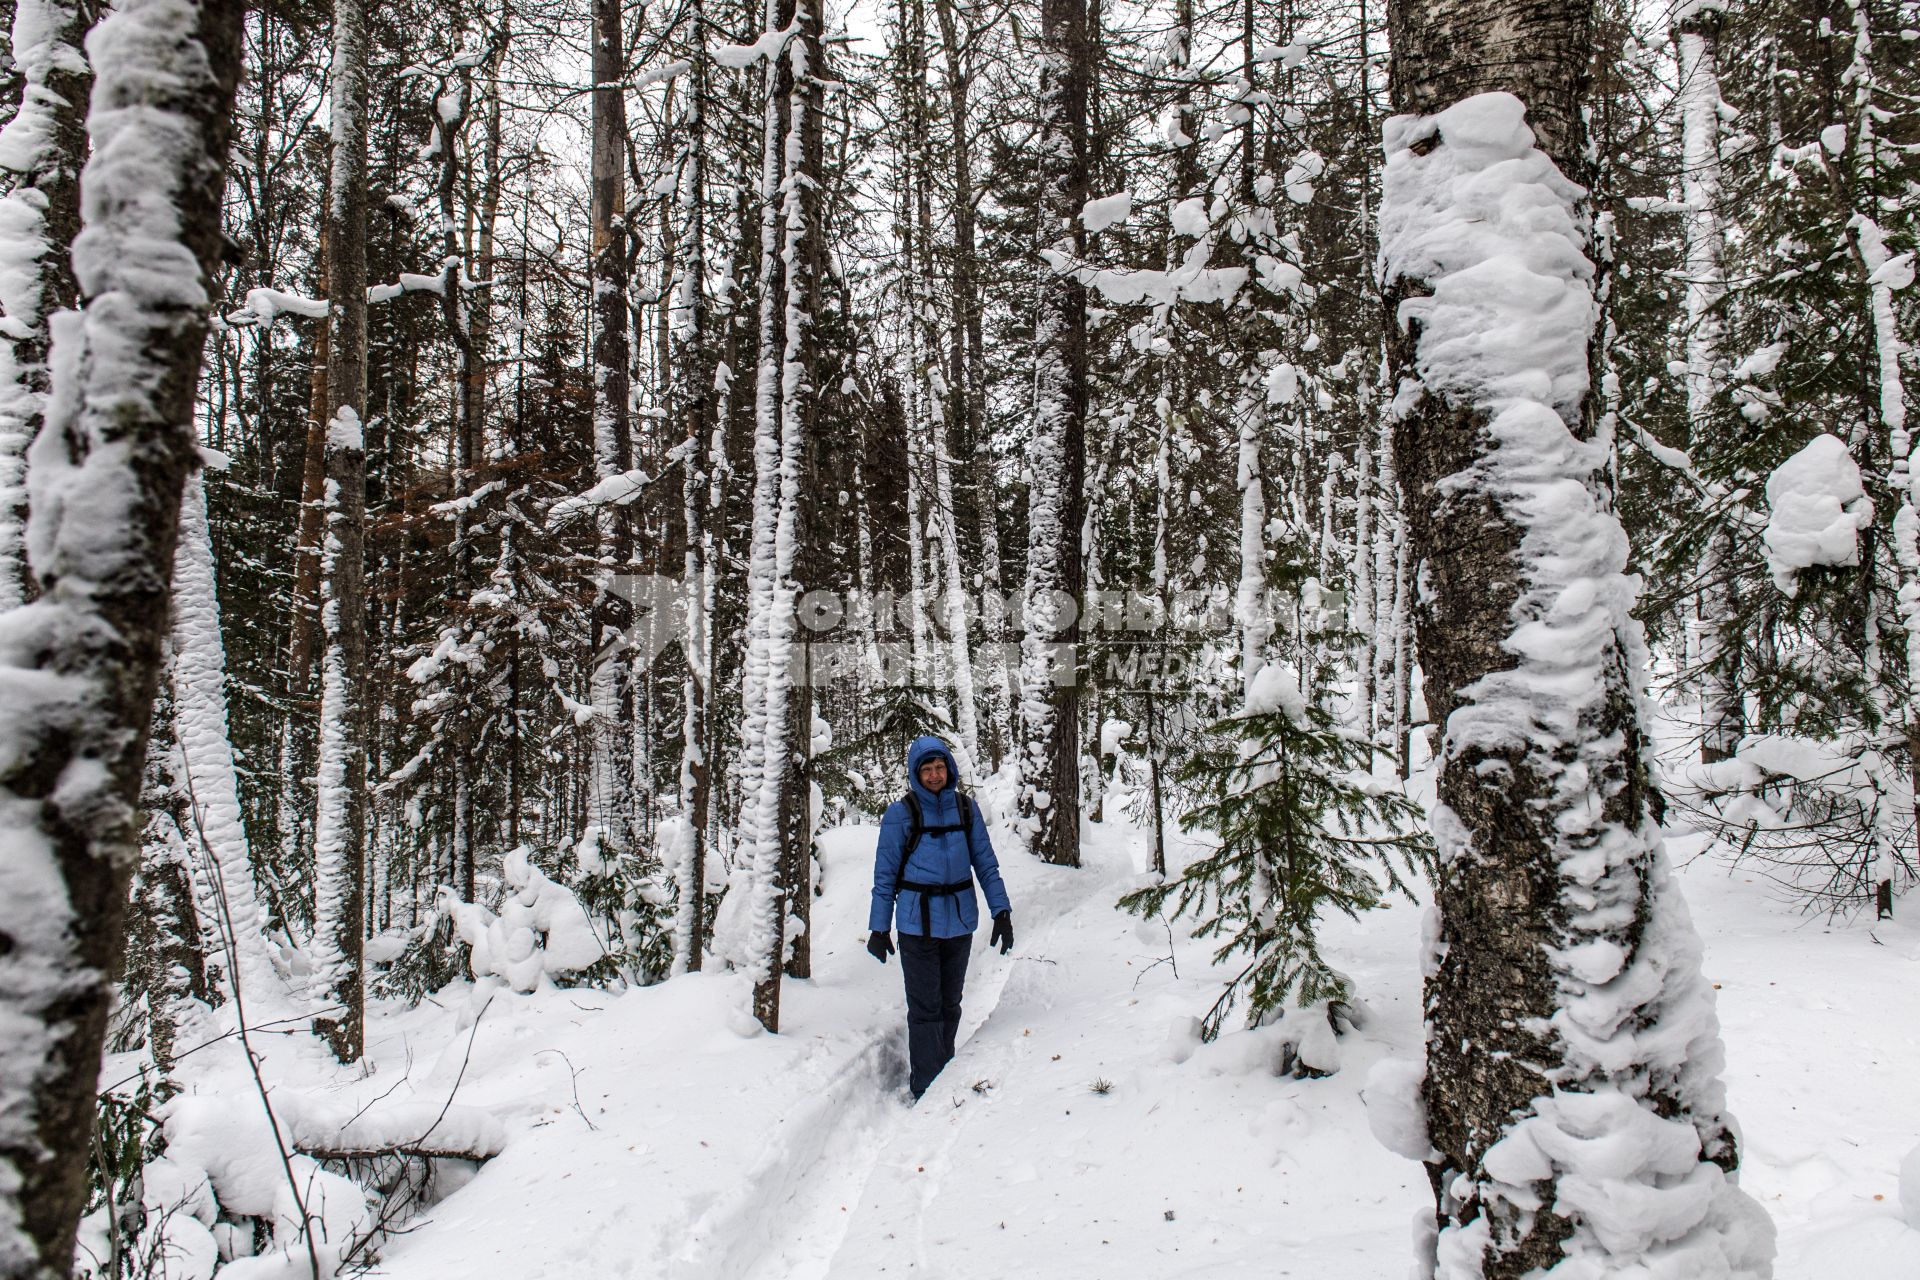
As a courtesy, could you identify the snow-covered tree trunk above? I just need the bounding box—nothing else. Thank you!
[669,12,714,976]
[1351,421,1375,719]
[1380,1,1773,1271]
[1836,2,1915,918]
[590,0,638,875]
[1675,0,1740,765]
[903,397,935,686]
[0,0,89,611]
[308,0,371,1064]
[430,55,482,897]
[739,0,825,1028]
[1019,0,1089,867]
[1233,396,1269,695]
[735,0,791,1029]
[169,464,293,1019]
[0,0,244,1268]
[286,224,330,700]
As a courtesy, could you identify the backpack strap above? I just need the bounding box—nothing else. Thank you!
[902,790,925,861]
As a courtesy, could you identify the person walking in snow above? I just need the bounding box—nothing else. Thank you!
[867,735,1014,1100]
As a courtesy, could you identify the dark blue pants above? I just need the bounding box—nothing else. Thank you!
[899,932,971,1098]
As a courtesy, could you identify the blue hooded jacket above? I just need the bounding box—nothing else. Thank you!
[869,736,1011,937]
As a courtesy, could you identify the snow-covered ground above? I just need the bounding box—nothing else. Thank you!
[146,769,1920,1279]
[293,798,1912,1278]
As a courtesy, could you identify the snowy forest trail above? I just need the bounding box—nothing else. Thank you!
[667,818,1126,1280]
[811,821,1429,1280]
[358,805,1920,1280]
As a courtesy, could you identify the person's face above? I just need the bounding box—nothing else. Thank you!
[917,756,949,792]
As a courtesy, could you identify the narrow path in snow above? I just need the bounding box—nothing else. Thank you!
[685,829,1112,1280]
[816,821,1429,1280]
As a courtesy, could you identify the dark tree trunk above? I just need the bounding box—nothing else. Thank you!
[288,220,330,699]
[1022,0,1089,868]
[311,0,371,1065]
[670,0,715,973]
[590,0,637,862]
[0,0,245,1270]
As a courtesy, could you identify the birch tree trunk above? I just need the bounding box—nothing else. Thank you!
[1382,0,1772,1272]
[309,0,371,1064]
[1019,0,1089,867]
[0,0,90,611]
[0,0,244,1268]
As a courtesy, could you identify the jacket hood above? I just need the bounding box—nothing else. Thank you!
[907,735,959,804]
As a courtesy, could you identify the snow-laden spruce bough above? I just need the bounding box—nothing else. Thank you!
[1377,90,1773,1275]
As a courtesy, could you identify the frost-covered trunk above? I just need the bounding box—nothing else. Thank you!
[738,0,825,1028]
[0,0,89,611]
[169,465,293,1019]
[1836,3,1915,918]
[432,57,483,896]
[0,0,244,1268]
[735,7,790,1029]
[1675,0,1740,765]
[904,385,935,685]
[1380,2,1772,1271]
[1351,427,1375,721]
[589,0,638,871]
[669,16,714,976]
[308,0,370,1064]
[287,225,330,700]
[1234,395,1269,695]
[1019,0,1089,867]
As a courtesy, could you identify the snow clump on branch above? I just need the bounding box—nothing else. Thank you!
[1760,432,1873,595]
[437,846,607,992]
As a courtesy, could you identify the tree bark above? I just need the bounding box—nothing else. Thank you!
[310,0,371,1065]
[0,0,91,612]
[670,0,714,975]
[1674,3,1739,765]
[0,0,245,1270]
[1019,0,1089,867]
[742,0,827,1028]
[1383,0,1770,1274]
[287,220,330,701]
[590,0,637,866]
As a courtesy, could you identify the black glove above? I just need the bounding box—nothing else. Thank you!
[990,911,1013,954]
[867,930,895,963]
